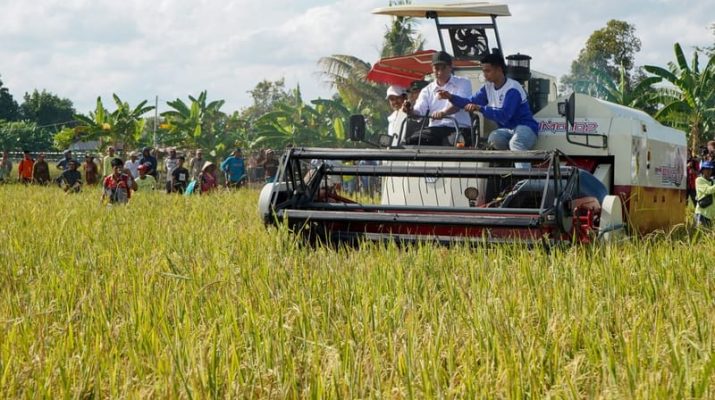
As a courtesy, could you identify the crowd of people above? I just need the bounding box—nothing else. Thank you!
[0,146,282,205]
[690,140,715,227]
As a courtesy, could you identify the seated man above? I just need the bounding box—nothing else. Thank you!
[402,51,473,146]
[55,159,83,192]
[437,52,539,165]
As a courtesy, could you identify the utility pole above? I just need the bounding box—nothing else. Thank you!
[153,95,158,148]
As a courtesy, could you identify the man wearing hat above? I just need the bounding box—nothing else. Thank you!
[135,163,157,191]
[437,52,539,166]
[402,51,473,146]
[385,85,408,145]
[695,160,715,227]
[407,80,429,104]
[220,148,246,188]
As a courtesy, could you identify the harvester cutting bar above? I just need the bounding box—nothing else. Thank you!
[325,165,572,178]
[276,209,544,228]
[300,203,543,215]
[289,147,555,163]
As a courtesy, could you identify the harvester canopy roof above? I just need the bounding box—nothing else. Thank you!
[372,2,511,18]
[366,50,482,87]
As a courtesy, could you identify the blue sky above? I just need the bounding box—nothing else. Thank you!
[0,0,711,114]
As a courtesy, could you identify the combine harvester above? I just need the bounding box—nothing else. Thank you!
[258,2,686,245]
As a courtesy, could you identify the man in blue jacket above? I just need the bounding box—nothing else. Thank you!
[437,53,539,165]
[221,148,246,188]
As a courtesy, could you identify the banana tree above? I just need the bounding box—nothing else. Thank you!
[110,94,155,150]
[72,97,113,144]
[161,91,229,153]
[645,43,715,154]
[73,95,154,151]
[253,87,350,148]
[590,66,661,112]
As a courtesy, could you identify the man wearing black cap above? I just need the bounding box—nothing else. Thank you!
[402,51,473,146]
[437,52,539,167]
[407,80,429,104]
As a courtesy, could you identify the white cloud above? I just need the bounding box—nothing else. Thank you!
[0,0,712,113]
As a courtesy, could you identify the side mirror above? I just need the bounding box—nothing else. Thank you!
[557,92,576,127]
[349,115,365,142]
[566,92,576,128]
[562,92,608,149]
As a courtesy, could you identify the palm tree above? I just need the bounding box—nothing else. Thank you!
[380,0,424,57]
[644,43,715,154]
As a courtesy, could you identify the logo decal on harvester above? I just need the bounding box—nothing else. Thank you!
[538,120,599,134]
[655,148,685,187]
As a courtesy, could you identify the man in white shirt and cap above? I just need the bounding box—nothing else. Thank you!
[402,51,473,146]
[403,51,472,146]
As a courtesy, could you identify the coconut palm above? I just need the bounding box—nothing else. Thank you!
[380,0,424,57]
[644,43,715,154]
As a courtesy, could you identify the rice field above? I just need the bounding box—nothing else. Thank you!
[0,184,714,398]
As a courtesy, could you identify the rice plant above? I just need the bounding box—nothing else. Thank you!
[0,184,713,398]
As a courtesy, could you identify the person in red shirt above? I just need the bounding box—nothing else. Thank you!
[18,150,34,184]
[83,154,99,185]
[198,161,218,194]
[687,156,699,206]
[101,158,137,205]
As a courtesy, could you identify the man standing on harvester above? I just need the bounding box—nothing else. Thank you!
[437,52,539,163]
[402,51,473,146]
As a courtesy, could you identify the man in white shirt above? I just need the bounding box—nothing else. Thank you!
[124,151,141,178]
[164,148,179,193]
[402,51,473,146]
[385,85,407,145]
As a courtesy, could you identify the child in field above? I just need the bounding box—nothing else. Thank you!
[101,158,136,204]
[170,156,190,194]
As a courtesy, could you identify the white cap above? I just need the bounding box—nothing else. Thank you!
[385,85,407,99]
